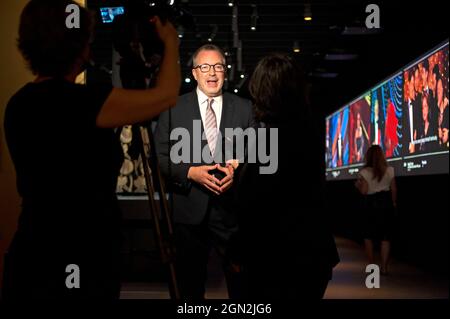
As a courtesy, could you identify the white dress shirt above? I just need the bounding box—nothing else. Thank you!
[196,87,223,131]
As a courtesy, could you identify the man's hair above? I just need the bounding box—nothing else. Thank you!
[432,64,440,82]
[422,59,429,72]
[192,44,226,67]
[18,0,93,77]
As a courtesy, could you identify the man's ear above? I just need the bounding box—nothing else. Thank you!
[192,68,198,81]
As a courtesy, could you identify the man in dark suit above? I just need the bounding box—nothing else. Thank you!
[154,44,254,299]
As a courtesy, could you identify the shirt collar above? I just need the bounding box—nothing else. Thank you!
[196,87,223,105]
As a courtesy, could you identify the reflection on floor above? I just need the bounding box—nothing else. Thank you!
[325,237,448,298]
[120,237,449,299]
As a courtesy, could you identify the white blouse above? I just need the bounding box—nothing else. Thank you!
[359,166,395,195]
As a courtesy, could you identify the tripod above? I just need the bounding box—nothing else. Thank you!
[116,62,179,299]
[131,123,179,299]
[111,12,179,298]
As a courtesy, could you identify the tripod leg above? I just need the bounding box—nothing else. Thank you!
[138,125,180,299]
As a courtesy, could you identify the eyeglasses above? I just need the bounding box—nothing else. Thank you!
[193,63,226,73]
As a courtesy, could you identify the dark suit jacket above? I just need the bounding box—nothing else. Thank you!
[154,90,254,226]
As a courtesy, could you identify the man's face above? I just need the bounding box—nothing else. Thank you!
[414,69,421,92]
[422,98,429,121]
[192,50,225,97]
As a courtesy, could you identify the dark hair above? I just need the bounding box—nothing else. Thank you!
[192,44,226,67]
[437,76,444,97]
[422,59,429,72]
[433,64,441,82]
[364,144,387,182]
[248,53,307,123]
[18,0,93,77]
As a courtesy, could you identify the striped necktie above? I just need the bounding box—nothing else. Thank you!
[205,98,218,155]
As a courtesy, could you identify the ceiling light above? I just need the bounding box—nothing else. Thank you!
[208,24,218,42]
[177,25,184,38]
[251,5,258,31]
[304,3,312,21]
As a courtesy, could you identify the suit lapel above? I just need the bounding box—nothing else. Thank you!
[214,93,235,159]
[189,90,202,122]
[219,93,234,137]
[188,90,209,156]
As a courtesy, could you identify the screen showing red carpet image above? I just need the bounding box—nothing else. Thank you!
[326,41,449,180]
[348,93,371,164]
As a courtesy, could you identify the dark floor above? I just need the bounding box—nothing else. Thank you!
[120,237,449,299]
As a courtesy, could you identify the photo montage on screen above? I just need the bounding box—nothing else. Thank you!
[326,41,449,181]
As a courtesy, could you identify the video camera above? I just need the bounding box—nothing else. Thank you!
[109,0,193,89]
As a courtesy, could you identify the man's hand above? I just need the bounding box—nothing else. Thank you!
[188,165,222,195]
[226,159,239,170]
[216,164,234,193]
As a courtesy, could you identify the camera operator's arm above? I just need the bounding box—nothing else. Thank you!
[96,17,181,128]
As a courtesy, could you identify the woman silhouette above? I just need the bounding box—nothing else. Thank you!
[355,145,397,275]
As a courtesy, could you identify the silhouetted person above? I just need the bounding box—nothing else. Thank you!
[355,145,397,275]
[3,0,180,299]
[236,53,340,299]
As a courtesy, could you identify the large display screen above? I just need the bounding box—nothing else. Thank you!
[326,41,449,180]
